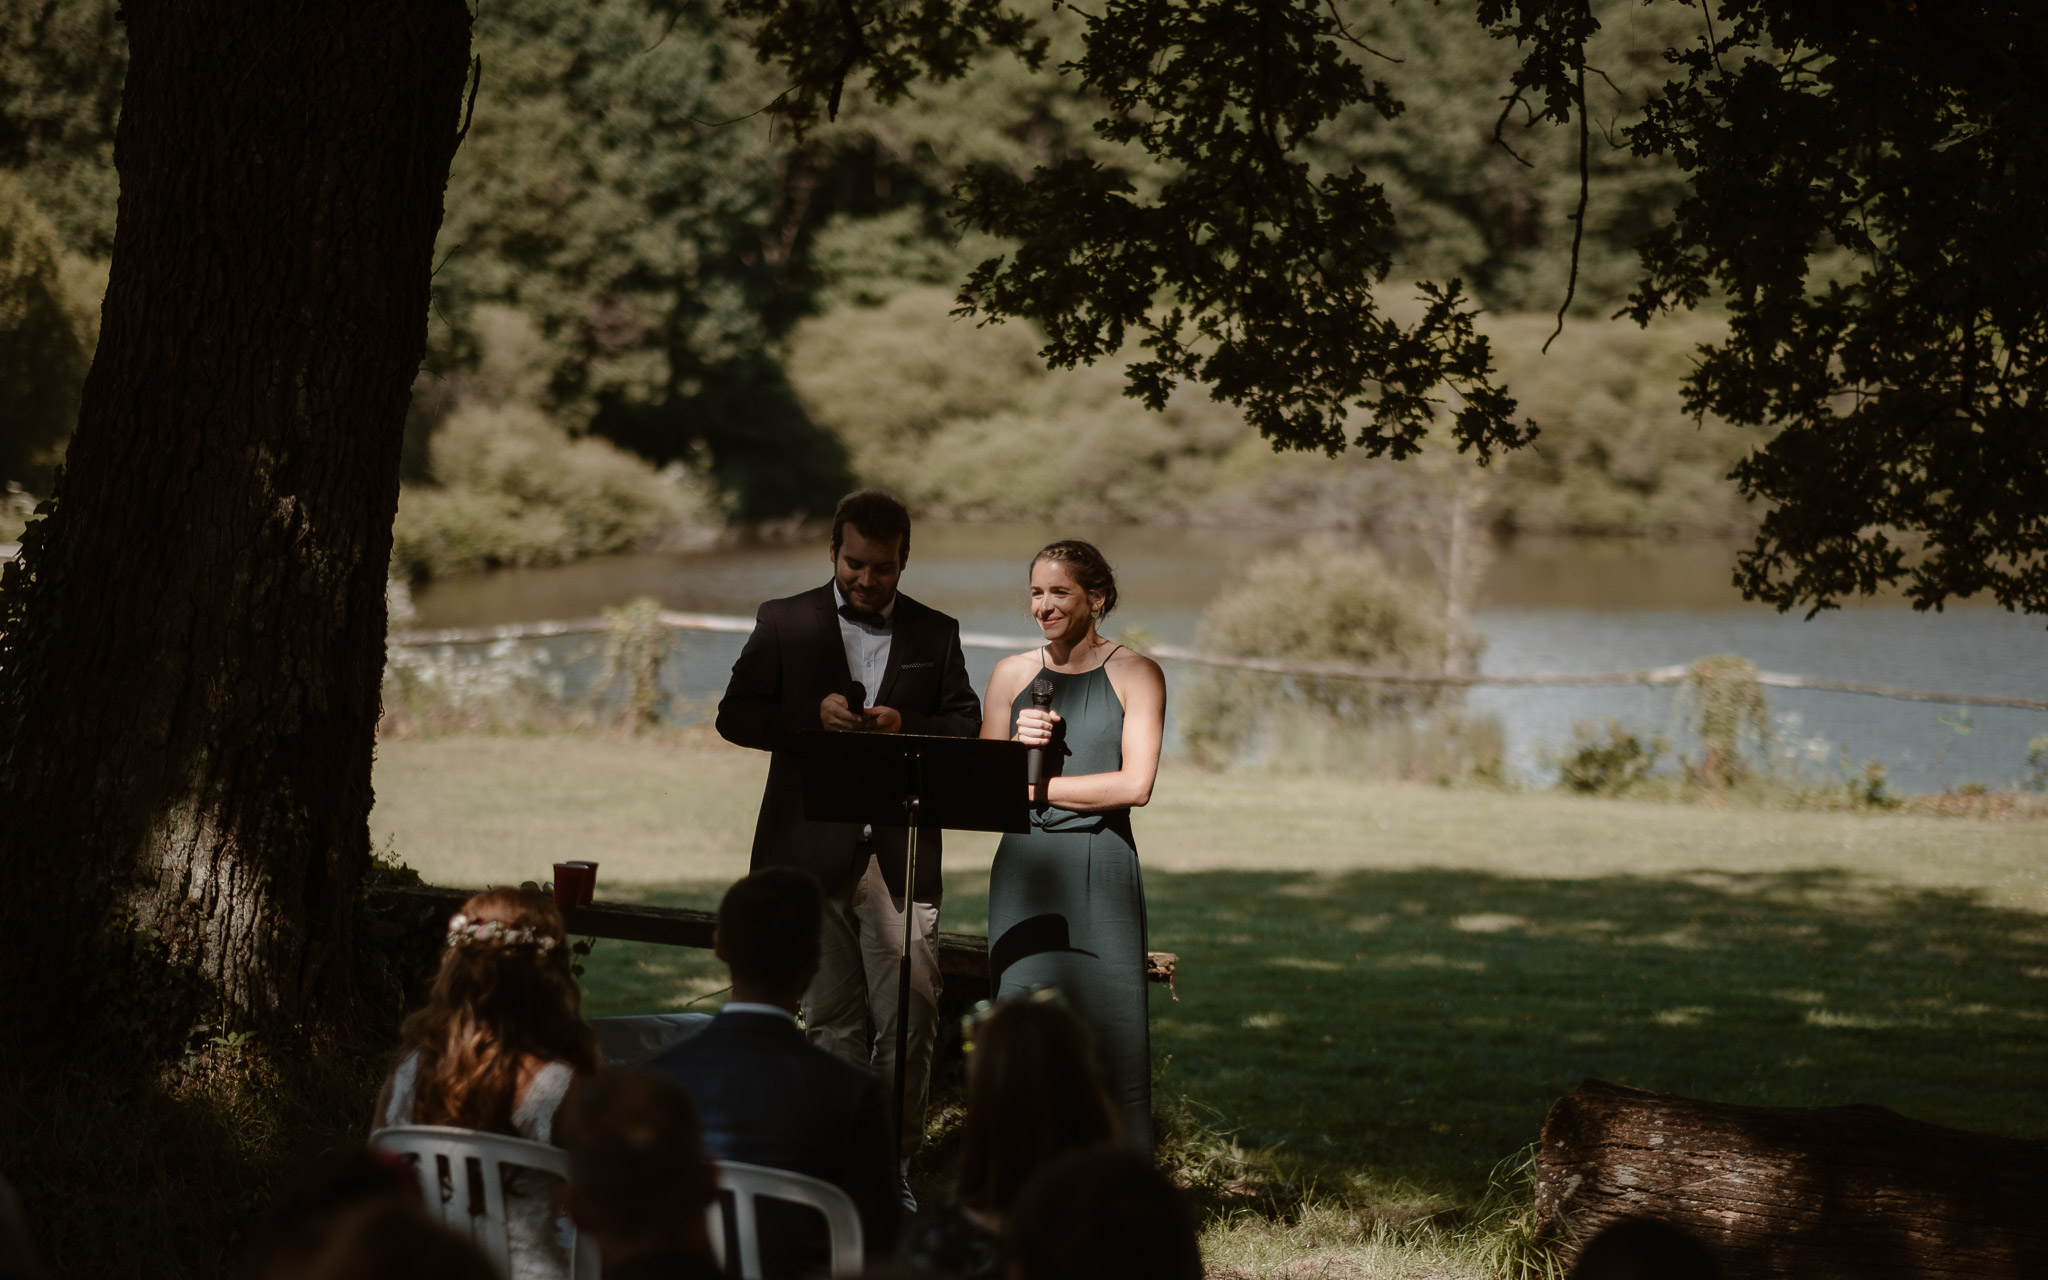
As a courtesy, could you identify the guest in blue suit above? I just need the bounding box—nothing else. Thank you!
[649,868,898,1276]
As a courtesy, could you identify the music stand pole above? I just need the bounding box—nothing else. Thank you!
[892,751,922,1161]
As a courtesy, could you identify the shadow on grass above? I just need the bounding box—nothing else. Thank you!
[1144,864,2048,1199]
[583,865,2048,1209]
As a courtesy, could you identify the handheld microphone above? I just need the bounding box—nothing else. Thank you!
[845,680,866,727]
[1025,678,1055,787]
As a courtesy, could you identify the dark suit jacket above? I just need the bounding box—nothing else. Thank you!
[716,583,981,902]
[648,1011,898,1272]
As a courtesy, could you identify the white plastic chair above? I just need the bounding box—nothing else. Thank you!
[371,1124,600,1280]
[707,1159,865,1279]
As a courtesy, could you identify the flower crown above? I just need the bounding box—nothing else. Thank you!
[445,913,559,955]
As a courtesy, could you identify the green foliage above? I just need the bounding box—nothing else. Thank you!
[394,308,724,580]
[1489,314,1754,536]
[421,0,849,516]
[1676,655,1773,793]
[0,0,124,255]
[392,400,721,578]
[601,596,669,731]
[1551,719,1663,795]
[0,171,100,488]
[1612,5,2048,614]
[791,288,1751,534]
[1179,541,1449,766]
[953,1,1525,463]
[1845,757,1898,811]
[2027,737,2048,795]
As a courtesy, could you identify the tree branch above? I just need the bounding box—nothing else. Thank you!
[1545,60,1589,354]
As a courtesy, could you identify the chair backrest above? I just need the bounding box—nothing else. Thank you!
[370,1124,600,1280]
[708,1159,865,1279]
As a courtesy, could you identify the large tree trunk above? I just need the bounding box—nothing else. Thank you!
[0,0,472,1043]
[1536,1079,2048,1279]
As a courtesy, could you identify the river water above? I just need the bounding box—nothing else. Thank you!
[409,525,2047,792]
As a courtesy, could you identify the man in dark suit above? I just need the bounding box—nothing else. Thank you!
[649,869,897,1276]
[715,490,980,1190]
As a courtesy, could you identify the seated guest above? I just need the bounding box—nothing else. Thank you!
[649,868,898,1274]
[558,1070,722,1280]
[293,1201,498,1280]
[902,995,1121,1278]
[372,887,599,1280]
[1569,1217,1722,1280]
[1007,1147,1201,1280]
[240,1150,494,1280]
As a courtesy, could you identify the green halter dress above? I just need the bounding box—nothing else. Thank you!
[989,647,1153,1148]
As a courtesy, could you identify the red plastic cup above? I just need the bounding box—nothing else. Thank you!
[564,860,598,906]
[551,862,591,909]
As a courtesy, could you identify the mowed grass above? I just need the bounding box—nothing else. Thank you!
[373,731,2048,1276]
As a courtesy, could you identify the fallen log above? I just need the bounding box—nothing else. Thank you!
[1536,1079,2048,1279]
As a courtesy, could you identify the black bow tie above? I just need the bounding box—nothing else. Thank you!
[838,603,890,627]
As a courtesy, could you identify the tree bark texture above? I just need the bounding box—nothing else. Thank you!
[1536,1079,2048,1279]
[0,0,472,1037]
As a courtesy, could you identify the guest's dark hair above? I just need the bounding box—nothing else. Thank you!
[717,868,823,990]
[240,1154,491,1280]
[955,997,1121,1214]
[1569,1217,1722,1280]
[1030,540,1118,619]
[1008,1147,1200,1280]
[559,1070,715,1238]
[396,887,598,1134]
[294,1202,495,1280]
[831,489,912,560]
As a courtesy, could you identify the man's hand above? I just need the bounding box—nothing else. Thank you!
[821,695,903,733]
[820,693,865,731]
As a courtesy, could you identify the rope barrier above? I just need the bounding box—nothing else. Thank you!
[386,611,2048,714]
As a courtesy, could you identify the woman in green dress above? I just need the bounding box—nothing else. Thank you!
[979,540,1166,1147]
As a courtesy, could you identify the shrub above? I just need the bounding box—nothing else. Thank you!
[392,401,723,579]
[1677,655,1773,793]
[1179,541,1453,768]
[601,596,669,732]
[0,174,103,490]
[1552,719,1665,795]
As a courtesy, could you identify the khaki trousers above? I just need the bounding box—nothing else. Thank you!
[803,852,942,1155]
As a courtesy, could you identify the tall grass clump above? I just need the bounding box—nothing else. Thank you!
[1179,541,1503,779]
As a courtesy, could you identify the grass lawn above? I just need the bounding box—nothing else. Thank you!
[373,731,2048,1277]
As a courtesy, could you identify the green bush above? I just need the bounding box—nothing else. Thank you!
[1178,541,1452,767]
[392,401,723,579]
[0,173,103,490]
[1552,719,1665,795]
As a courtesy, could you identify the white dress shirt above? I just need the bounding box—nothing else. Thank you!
[832,580,895,708]
[722,1001,799,1025]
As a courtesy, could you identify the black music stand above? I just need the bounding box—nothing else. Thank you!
[797,730,1029,1153]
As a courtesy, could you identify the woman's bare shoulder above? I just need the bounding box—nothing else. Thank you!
[991,650,1043,680]
[1108,645,1165,683]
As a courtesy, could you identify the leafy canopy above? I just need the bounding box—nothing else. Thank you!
[739,0,2048,615]
[740,0,1533,465]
